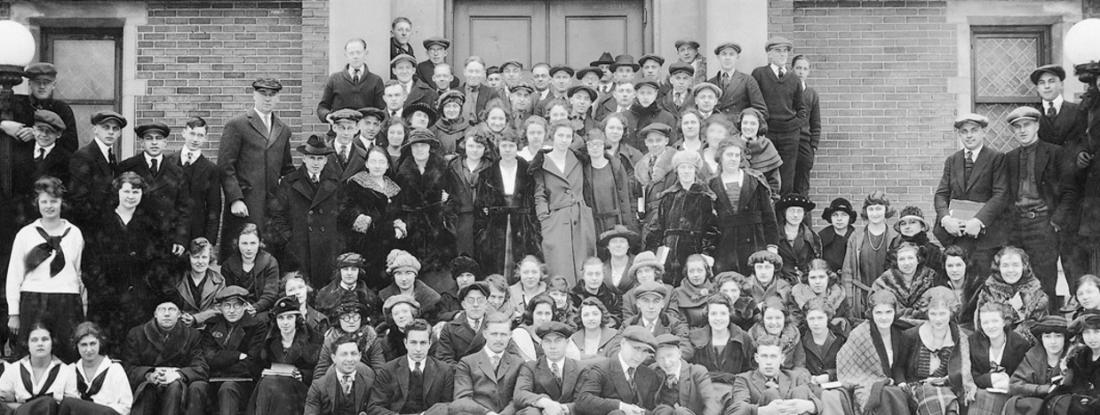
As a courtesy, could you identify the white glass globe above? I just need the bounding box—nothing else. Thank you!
[1065,19,1100,65]
[0,20,35,67]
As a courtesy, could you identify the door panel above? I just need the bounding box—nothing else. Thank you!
[41,28,122,149]
[453,1,548,69]
[550,0,643,68]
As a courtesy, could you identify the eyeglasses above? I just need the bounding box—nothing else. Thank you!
[340,314,362,323]
[221,302,246,310]
[463,297,487,305]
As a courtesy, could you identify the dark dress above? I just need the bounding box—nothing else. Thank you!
[248,326,320,415]
[582,155,640,235]
[394,154,455,272]
[819,225,854,273]
[643,182,719,286]
[802,329,846,381]
[776,222,823,285]
[473,158,541,280]
[708,170,778,275]
[220,251,281,314]
[686,324,756,384]
[446,156,491,258]
[337,173,401,291]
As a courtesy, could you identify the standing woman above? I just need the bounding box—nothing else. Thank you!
[220,224,281,315]
[774,193,822,285]
[446,128,492,258]
[380,117,409,163]
[531,120,597,286]
[643,151,719,286]
[248,296,321,415]
[602,114,644,188]
[836,291,911,415]
[675,110,714,180]
[736,108,783,195]
[581,130,639,234]
[338,145,406,291]
[6,176,84,362]
[474,131,540,280]
[517,116,549,162]
[431,91,468,159]
[668,254,716,328]
[0,322,68,413]
[842,191,897,320]
[59,322,132,415]
[394,128,455,274]
[974,246,1050,345]
[708,139,778,275]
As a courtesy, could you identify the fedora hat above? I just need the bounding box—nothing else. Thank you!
[297,134,334,156]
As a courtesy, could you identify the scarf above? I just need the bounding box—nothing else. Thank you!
[837,321,893,409]
[349,172,401,199]
[673,277,714,308]
[24,226,70,277]
[435,116,468,134]
[873,266,937,312]
[741,136,782,172]
[76,364,111,401]
[980,270,1047,325]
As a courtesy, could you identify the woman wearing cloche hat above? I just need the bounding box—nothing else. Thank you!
[819,197,857,272]
[774,193,822,285]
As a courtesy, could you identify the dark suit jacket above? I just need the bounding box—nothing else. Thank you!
[729,369,821,415]
[119,154,192,247]
[367,356,454,415]
[217,110,294,232]
[460,83,502,123]
[318,66,386,122]
[68,140,120,228]
[452,349,524,415]
[707,71,768,118]
[123,319,209,389]
[569,328,622,361]
[324,140,367,183]
[652,361,722,415]
[592,94,624,122]
[512,357,582,411]
[167,152,222,242]
[622,314,692,358]
[1004,140,1075,226]
[658,89,694,119]
[22,95,79,153]
[415,60,459,89]
[199,313,265,378]
[574,356,661,414]
[304,362,375,415]
[933,147,1009,247]
[434,318,485,365]
[404,79,440,109]
[969,329,1031,389]
[1038,100,1087,148]
[12,144,71,225]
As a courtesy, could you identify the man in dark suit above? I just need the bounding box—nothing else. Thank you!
[1003,106,1075,310]
[659,63,696,117]
[435,282,492,365]
[305,334,376,415]
[394,54,439,109]
[622,283,690,357]
[460,57,502,125]
[124,300,209,415]
[751,37,807,196]
[11,110,71,226]
[68,110,124,229]
[574,326,662,415]
[217,77,295,259]
[934,113,1009,281]
[534,65,573,118]
[318,38,385,123]
[792,55,822,196]
[167,116,222,244]
[708,42,767,120]
[119,121,190,256]
[513,321,582,415]
[324,109,368,182]
[368,319,453,415]
[651,334,721,415]
[194,286,265,415]
[729,334,820,415]
[21,63,79,153]
[452,311,525,415]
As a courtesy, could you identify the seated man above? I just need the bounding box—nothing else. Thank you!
[305,334,376,415]
[451,312,525,415]
[368,319,454,415]
[513,321,583,415]
[651,334,721,415]
[574,326,661,415]
[124,300,209,415]
[196,286,265,415]
[623,282,689,353]
[729,334,821,415]
[435,282,492,364]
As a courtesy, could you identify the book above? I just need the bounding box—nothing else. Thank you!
[948,199,984,221]
[261,363,298,377]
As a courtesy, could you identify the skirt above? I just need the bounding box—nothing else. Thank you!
[58,397,119,415]
[910,384,958,415]
[247,375,309,415]
[970,389,1009,415]
[17,292,83,363]
[1001,395,1044,415]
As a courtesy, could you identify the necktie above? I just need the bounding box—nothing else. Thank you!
[471,319,481,332]
[721,72,731,87]
[353,68,361,83]
[1047,102,1056,118]
[338,145,348,165]
[674,92,683,106]
[342,374,353,395]
[107,148,117,167]
[627,367,637,394]
[150,158,159,176]
[35,148,44,162]
[490,354,501,372]
[413,361,422,376]
[311,174,319,184]
[550,361,561,384]
[183,152,192,167]
[964,150,974,184]
[403,83,409,95]
[391,110,398,118]
[666,374,678,388]
[779,67,786,78]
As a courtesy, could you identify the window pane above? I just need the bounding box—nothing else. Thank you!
[973,36,1038,98]
[70,104,115,149]
[52,39,116,101]
[975,103,1020,153]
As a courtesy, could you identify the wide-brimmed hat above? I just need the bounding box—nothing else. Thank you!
[297,134,335,156]
[893,206,929,232]
[402,128,440,149]
[628,251,665,276]
[450,254,481,278]
[590,52,615,67]
[610,54,640,72]
[775,193,816,213]
[598,224,641,250]
[1069,309,1100,335]
[403,102,438,127]
[822,197,857,222]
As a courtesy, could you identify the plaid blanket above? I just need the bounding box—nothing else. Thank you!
[837,321,891,410]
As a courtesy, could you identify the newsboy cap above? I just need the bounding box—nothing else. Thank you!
[422,37,451,50]
[216,285,250,303]
[535,321,575,339]
[953,113,989,129]
[135,122,171,139]
[252,77,283,92]
[23,62,57,80]
[639,54,665,67]
[91,110,127,128]
[691,82,722,98]
[674,39,701,51]
[33,110,65,133]
[330,108,363,123]
[1006,106,1041,126]
[1029,64,1065,85]
[668,62,695,77]
[621,326,657,352]
[714,42,742,55]
[765,37,794,51]
[391,54,417,68]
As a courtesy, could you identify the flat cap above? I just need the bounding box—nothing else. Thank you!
[391,54,417,68]
[459,281,491,301]
[714,42,742,55]
[252,77,283,92]
[1006,106,1041,125]
[668,62,695,77]
[501,60,524,71]
[91,110,127,128]
[422,37,451,50]
[135,122,170,138]
[382,294,421,314]
[330,108,364,123]
[358,107,387,122]
[639,54,665,67]
[216,285,250,303]
[765,36,794,51]
[33,110,65,132]
[486,66,501,75]
[621,326,657,352]
[674,39,701,51]
[634,79,660,92]
[23,62,57,80]
[692,82,722,98]
[1029,64,1065,85]
[655,333,683,349]
[510,82,534,95]
[634,282,671,300]
[568,85,597,101]
[535,321,575,339]
[575,67,604,80]
[953,113,989,129]
[638,122,673,139]
[549,65,575,77]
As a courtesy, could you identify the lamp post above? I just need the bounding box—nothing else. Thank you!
[0,20,36,199]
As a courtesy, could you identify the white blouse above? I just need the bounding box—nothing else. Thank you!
[500,163,518,195]
[0,358,68,403]
[62,357,133,415]
[5,219,84,315]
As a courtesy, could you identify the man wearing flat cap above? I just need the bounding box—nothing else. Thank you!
[267,134,342,285]
[752,36,807,196]
[709,42,768,121]
[217,77,295,259]
[512,321,583,415]
[507,82,536,132]
[501,61,525,91]
[393,54,438,110]
[417,37,460,90]
[21,62,79,153]
[659,63,696,116]
[318,38,386,123]
[367,318,453,415]
[194,286,265,415]
[575,325,662,415]
[323,109,367,182]
[68,110,126,229]
[534,65,575,118]
[11,109,72,226]
[650,333,722,415]
[1003,106,1074,310]
[622,282,690,354]
[933,113,1009,281]
[120,122,191,256]
[435,282,498,365]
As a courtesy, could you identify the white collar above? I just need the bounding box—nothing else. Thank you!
[34,143,55,156]
[771,63,784,77]
[182,148,201,161]
[407,356,426,370]
[964,145,983,160]
[348,65,365,77]
[339,281,356,291]
[618,354,636,378]
[546,357,566,373]
[485,348,503,361]
[144,153,163,165]
[254,108,272,122]
[76,356,113,380]
[1045,95,1064,111]
[94,138,113,161]
[338,370,357,381]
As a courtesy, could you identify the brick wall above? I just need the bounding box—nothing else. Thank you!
[782,0,957,222]
[300,0,328,141]
[135,1,304,158]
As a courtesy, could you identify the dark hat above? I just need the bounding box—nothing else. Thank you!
[568,85,597,101]
[634,79,660,92]
[1031,315,1069,338]
[330,108,364,124]
[252,77,283,92]
[638,122,672,139]
[1006,106,1041,126]
[501,60,524,71]
[135,122,171,139]
[822,197,857,222]
[1029,64,1065,84]
[437,90,466,110]
[590,52,615,67]
[714,42,742,55]
[620,326,657,353]
[639,54,665,67]
[634,282,671,300]
[33,110,65,132]
[610,54,640,72]
[391,54,417,68]
[691,82,722,98]
[575,67,604,80]
[486,66,501,75]
[332,299,369,319]
[775,193,816,213]
[272,296,301,315]
[382,294,420,314]
[403,102,439,127]
[403,128,440,149]
[953,113,989,129]
[451,254,481,277]
[765,37,794,51]
[598,224,640,250]
[628,251,665,276]
[894,206,928,232]
[549,65,575,77]
[459,281,491,301]
[91,110,127,128]
[358,107,387,122]
[510,82,535,95]
[535,321,575,339]
[1071,310,1100,334]
[335,252,365,270]
[422,37,451,50]
[654,333,682,349]
[23,62,57,80]
[674,39,701,51]
[215,285,250,303]
[668,62,695,77]
[297,134,335,156]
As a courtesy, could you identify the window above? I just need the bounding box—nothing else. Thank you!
[40,26,123,149]
[970,26,1051,152]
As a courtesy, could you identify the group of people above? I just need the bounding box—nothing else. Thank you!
[0,14,1098,415]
